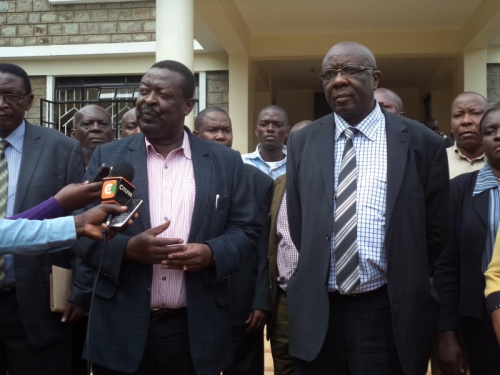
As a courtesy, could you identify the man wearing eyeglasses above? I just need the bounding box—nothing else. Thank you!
[0,63,85,375]
[286,42,449,375]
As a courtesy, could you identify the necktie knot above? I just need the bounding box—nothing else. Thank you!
[344,127,358,140]
[0,140,8,153]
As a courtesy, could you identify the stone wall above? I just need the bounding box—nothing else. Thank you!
[0,0,156,46]
[487,64,500,108]
[26,76,46,125]
[206,71,229,113]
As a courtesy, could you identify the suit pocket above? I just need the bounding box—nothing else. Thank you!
[214,194,230,213]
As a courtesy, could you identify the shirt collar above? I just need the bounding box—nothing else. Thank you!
[334,102,383,142]
[453,143,485,162]
[144,130,192,160]
[0,120,25,153]
[248,143,287,160]
[473,163,498,196]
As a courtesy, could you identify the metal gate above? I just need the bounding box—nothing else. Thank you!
[40,79,141,139]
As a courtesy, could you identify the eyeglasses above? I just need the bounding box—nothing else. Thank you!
[0,93,29,104]
[319,65,375,81]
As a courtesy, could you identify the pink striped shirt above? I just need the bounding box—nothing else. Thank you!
[146,131,195,309]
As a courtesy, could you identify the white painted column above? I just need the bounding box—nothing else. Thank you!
[156,0,194,128]
[45,76,55,130]
[228,54,253,154]
[464,48,487,97]
[156,0,193,68]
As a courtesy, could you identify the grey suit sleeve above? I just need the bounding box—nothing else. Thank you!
[286,133,302,251]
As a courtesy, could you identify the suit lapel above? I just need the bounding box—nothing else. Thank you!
[188,134,211,242]
[385,114,410,231]
[127,134,151,230]
[472,189,489,226]
[314,113,336,208]
[14,123,43,213]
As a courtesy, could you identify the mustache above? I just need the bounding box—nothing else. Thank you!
[139,105,159,115]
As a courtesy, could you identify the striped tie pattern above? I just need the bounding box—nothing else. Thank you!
[334,127,360,294]
[0,140,9,283]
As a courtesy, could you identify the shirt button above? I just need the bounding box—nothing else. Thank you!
[161,303,166,307]
[162,277,166,281]
[164,165,168,169]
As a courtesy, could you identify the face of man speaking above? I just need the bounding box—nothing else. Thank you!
[321,43,381,126]
[136,67,195,144]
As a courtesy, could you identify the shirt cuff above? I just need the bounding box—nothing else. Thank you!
[486,291,500,314]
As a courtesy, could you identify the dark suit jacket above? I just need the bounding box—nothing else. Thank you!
[267,174,286,338]
[286,111,449,375]
[434,171,488,332]
[13,121,85,347]
[229,164,273,325]
[72,130,261,375]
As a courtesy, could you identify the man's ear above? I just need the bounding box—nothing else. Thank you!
[70,129,77,140]
[193,129,199,137]
[184,98,197,116]
[399,111,406,118]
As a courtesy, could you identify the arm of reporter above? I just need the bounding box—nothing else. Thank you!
[7,182,103,221]
[73,204,134,241]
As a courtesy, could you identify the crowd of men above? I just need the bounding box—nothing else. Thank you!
[2,39,500,375]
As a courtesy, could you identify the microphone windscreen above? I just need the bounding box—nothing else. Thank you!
[109,162,135,182]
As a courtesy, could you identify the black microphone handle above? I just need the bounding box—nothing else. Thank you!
[105,212,114,226]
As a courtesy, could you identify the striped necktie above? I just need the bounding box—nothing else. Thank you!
[334,127,360,294]
[0,140,9,283]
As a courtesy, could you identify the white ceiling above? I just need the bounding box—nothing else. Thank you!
[234,0,483,34]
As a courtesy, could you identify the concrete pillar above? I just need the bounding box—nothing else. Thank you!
[156,0,194,128]
[156,0,193,68]
[464,48,487,96]
[228,54,253,153]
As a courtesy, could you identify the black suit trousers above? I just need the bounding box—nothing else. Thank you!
[295,286,404,375]
[0,290,71,375]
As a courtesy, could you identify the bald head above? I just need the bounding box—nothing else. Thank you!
[291,120,312,134]
[374,88,405,116]
[323,41,377,69]
[71,105,113,166]
[71,105,113,148]
[321,41,381,126]
[120,108,140,138]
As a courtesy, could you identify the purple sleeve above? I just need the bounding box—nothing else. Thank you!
[8,197,64,220]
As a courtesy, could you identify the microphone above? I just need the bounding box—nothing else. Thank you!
[101,162,135,225]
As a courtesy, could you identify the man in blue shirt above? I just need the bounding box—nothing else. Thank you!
[242,105,290,179]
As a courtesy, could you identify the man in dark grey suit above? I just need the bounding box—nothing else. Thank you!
[72,61,260,375]
[286,42,449,375]
[194,106,273,375]
[0,63,85,374]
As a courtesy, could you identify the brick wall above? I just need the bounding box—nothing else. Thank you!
[487,64,500,107]
[26,76,46,125]
[206,71,229,113]
[0,0,156,46]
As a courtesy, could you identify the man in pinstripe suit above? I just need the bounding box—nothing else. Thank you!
[71,60,261,375]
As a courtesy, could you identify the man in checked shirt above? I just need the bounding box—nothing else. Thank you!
[267,120,311,375]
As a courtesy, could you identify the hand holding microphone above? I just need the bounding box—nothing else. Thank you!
[100,162,143,228]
